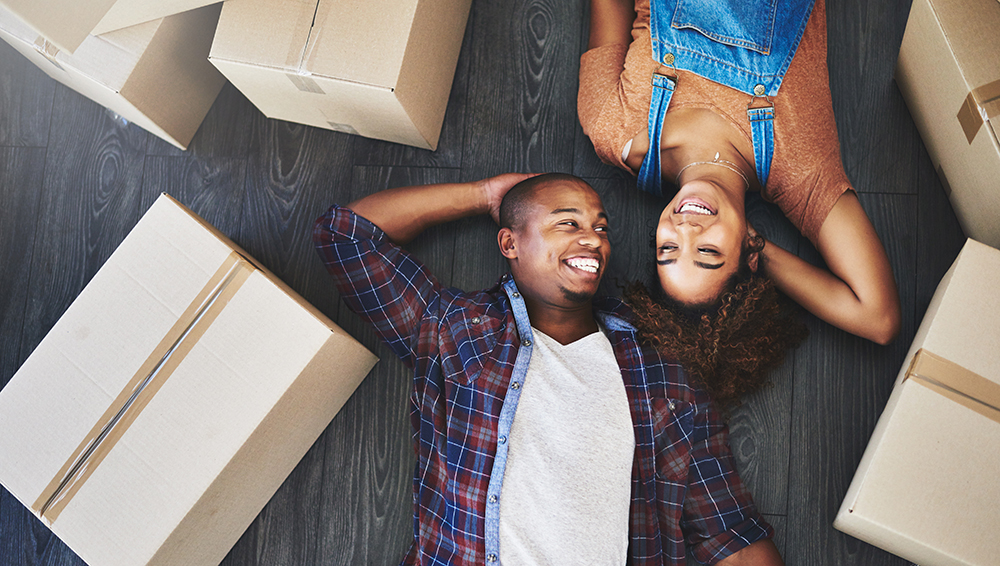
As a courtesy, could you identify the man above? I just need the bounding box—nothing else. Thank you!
[313,172,782,565]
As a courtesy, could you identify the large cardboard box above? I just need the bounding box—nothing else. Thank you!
[0,4,226,150]
[208,0,472,150]
[0,194,378,566]
[0,0,220,54]
[896,0,1000,249]
[834,239,1000,566]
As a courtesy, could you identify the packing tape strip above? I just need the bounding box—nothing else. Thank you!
[905,349,1000,425]
[32,252,255,522]
[958,78,1000,144]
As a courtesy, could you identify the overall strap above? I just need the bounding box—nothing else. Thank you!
[636,73,676,197]
[747,104,775,188]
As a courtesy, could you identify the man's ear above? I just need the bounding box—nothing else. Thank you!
[498,228,517,259]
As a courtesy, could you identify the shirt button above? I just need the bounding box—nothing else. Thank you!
[511,382,520,390]
[489,494,498,503]
[511,292,520,298]
[668,401,676,411]
[522,339,532,346]
[663,53,675,65]
[753,84,765,96]
[471,316,481,324]
[499,436,507,444]
[488,554,498,562]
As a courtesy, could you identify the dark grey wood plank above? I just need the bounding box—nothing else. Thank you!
[139,155,248,234]
[826,0,919,195]
[19,84,149,359]
[350,16,473,169]
[461,0,584,175]
[145,82,256,159]
[785,193,917,565]
[0,147,45,388]
[913,142,966,322]
[0,41,54,147]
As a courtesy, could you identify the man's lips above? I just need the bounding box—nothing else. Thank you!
[675,197,716,215]
[565,256,600,274]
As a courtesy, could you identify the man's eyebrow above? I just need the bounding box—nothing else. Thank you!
[549,207,609,220]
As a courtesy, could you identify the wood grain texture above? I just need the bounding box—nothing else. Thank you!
[18,85,148,359]
[0,41,54,148]
[139,155,249,234]
[0,148,45,387]
[826,0,920,195]
[462,0,583,174]
[785,193,917,566]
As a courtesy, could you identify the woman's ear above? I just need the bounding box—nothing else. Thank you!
[498,228,518,259]
[747,250,760,272]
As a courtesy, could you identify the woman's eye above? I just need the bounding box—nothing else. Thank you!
[659,245,677,252]
[698,248,718,255]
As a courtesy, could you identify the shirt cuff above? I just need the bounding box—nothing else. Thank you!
[690,514,774,564]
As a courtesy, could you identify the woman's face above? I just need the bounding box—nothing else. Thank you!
[655,180,749,306]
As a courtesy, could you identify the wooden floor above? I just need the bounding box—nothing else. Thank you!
[0,0,968,564]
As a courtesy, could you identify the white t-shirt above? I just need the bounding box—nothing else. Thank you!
[498,326,635,565]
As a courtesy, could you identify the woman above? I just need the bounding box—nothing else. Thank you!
[579,0,902,403]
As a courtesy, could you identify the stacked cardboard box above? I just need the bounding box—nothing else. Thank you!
[834,239,1000,566]
[209,0,473,150]
[0,194,378,566]
[896,0,1000,248]
[0,3,226,149]
[0,0,219,53]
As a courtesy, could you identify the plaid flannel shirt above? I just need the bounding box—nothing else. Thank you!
[314,205,772,566]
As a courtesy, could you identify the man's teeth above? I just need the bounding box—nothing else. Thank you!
[567,258,599,273]
[679,202,713,215]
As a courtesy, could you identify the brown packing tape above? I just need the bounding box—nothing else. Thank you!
[957,78,1000,144]
[32,252,255,522]
[905,349,1000,425]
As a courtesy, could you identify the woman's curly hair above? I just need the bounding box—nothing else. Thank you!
[624,237,808,408]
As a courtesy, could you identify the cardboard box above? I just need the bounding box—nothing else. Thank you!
[0,3,226,150]
[208,0,472,150]
[834,239,1000,566]
[0,0,220,54]
[896,0,1000,249]
[0,194,378,566]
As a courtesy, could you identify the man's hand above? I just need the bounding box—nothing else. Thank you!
[479,172,539,225]
[347,173,538,245]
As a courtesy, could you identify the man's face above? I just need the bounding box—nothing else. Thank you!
[500,180,610,309]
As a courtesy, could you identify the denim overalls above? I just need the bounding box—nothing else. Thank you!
[637,0,816,196]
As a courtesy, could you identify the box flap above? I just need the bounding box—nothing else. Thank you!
[210,0,415,88]
[93,0,219,36]
[210,0,320,72]
[0,0,117,52]
[926,0,1000,91]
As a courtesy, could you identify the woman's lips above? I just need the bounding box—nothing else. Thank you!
[675,197,716,215]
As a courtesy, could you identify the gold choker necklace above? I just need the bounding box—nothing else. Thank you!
[675,152,750,190]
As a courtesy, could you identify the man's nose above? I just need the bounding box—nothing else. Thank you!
[579,228,603,247]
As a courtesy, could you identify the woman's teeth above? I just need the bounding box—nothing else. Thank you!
[678,202,713,215]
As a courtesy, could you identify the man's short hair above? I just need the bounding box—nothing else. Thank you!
[499,173,590,231]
